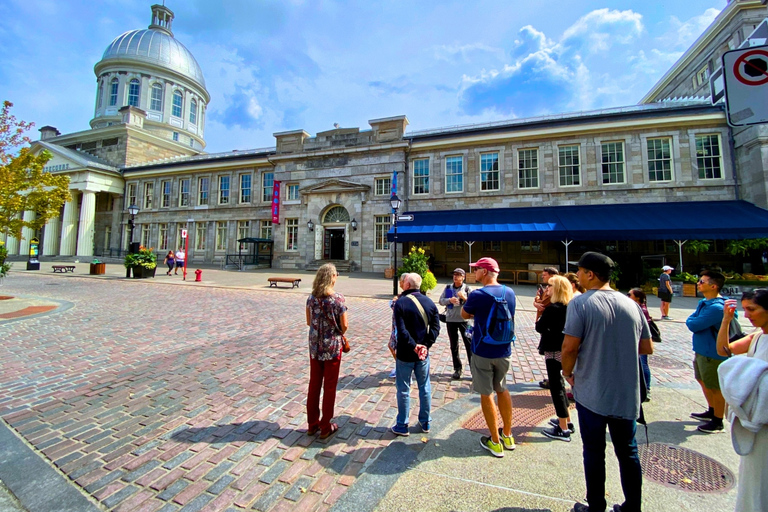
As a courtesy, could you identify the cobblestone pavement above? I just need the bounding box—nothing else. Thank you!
[0,273,703,511]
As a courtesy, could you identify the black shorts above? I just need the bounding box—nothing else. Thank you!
[175,261,185,268]
[658,291,672,303]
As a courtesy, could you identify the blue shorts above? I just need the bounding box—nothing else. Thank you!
[175,261,185,268]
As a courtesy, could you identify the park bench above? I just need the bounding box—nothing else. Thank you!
[268,277,301,289]
[52,265,76,273]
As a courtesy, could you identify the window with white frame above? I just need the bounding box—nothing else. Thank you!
[127,183,137,207]
[518,148,539,188]
[412,158,429,194]
[521,240,541,252]
[374,215,391,251]
[262,172,274,202]
[141,225,150,247]
[287,183,300,201]
[179,179,190,206]
[97,81,104,109]
[445,155,463,193]
[285,218,298,251]
[190,99,197,124]
[198,177,209,205]
[647,138,672,182]
[215,221,228,251]
[109,78,118,106]
[128,79,140,107]
[161,181,171,208]
[696,66,709,87]
[159,223,168,250]
[237,220,250,249]
[172,132,179,142]
[240,174,251,203]
[218,176,230,204]
[143,182,154,209]
[558,145,580,186]
[480,152,500,191]
[375,177,391,196]
[104,226,111,252]
[601,142,625,184]
[150,84,163,111]
[195,223,206,251]
[172,91,183,117]
[260,220,272,239]
[696,134,722,179]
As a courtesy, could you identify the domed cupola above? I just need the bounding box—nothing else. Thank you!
[90,4,210,151]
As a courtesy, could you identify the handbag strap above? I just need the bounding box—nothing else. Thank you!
[405,294,430,334]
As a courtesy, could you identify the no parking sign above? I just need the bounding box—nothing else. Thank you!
[723,44,768,126]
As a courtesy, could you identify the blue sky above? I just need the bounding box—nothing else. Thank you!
[0,0,725,153]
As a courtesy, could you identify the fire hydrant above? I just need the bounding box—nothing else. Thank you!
[194,269,202,282]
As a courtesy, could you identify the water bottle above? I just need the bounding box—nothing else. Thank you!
[445,287,453,309]
[465,318,474,338]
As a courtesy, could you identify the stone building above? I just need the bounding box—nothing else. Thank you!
[9,0,768,281]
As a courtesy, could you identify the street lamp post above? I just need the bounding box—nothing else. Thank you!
[126,204,139,278]
[390,194,401,296]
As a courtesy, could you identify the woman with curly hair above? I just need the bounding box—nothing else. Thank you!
[305,263,348,439]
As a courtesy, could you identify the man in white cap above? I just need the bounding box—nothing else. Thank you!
[658,266,674,320]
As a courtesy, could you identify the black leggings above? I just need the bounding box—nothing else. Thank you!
[167,261,174,273]
[545,357,570,419]
[446,321,472,371]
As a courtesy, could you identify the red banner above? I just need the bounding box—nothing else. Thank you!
[271,180,281,224]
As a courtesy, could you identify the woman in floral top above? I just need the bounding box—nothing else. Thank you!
[305,263,348,439]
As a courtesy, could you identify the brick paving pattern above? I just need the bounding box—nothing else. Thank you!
[0,274,700,511]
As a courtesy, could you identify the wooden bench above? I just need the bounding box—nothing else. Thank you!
[52,265,76,273]
[268,277,301,289]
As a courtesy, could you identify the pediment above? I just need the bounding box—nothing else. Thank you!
[300,179,370,195]
[30,141,120,176]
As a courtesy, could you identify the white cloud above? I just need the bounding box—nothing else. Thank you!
[662,8,721,50]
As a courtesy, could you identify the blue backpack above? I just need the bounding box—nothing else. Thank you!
[476,286,515,345]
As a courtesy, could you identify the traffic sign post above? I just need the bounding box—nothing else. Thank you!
[722,44,768,126]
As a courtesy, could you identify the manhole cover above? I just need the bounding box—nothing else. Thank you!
[650,355,689,370]
[462,390,574,443]
[638,442,734,493]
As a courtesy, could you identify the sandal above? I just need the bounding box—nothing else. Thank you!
[307,426,319,436]
[319,423,338,439]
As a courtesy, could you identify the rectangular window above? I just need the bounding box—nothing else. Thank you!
[172,93,183,117]
[287,183,300,201]
[374,215,391,251]
[518,149,539,188]
[127,183,137,207]
[412,158,429,194]
[195,223,206,251]
[240,174,251,203]
[143,182,154,209]
[109,81,118,106]
[128,80,140,107]
[161,180,171,207]
[237,220,250,250]
[375,177,391,196]
[446,241,463,251]
[696,134,722,179]
[218,176,230,204]
[696,66,709,87]
[150,85,163,111]
[445,155,463,193]
[601,142,625,184]
[482,241,502,252]
[647,138,672,182]
[285,218,298,251]
[558,145,580,186]
[215,221,228,251]
[262,172,274,202]
[480,152,500,191]
[159,223,168,250]
[141,225,150,248]
[172,132,179,142]
[521,240,541,252]
[179,179,190,206]
[198,177,209,206]
[260,220,272,240]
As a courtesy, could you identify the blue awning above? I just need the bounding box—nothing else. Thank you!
[387,201,768,242]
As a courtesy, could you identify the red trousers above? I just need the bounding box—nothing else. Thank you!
[307,356,341,434]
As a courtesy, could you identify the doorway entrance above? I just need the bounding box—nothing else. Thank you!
[324,229,345,260]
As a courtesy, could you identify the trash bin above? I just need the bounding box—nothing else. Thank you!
[89,262,106,275]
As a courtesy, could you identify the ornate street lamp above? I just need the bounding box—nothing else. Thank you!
[390,194,401,296]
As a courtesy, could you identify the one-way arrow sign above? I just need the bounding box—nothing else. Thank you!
[397,214,414,221]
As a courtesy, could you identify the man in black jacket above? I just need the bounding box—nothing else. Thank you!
[391,272,441,436]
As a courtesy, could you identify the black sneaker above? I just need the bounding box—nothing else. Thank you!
[697,420,724,434]
[690,410,714,421]
[542,426,571,442]
[548,418,576,433]
[451,370,462,380]
[539,379,550,389]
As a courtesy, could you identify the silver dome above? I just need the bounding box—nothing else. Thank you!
[100,29,206,88]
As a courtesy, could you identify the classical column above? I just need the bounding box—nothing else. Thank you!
[42,217,61,256]
[19,211,36,256]
[76,191,96,257]
[5,232,19,255]
[59,193,79,256]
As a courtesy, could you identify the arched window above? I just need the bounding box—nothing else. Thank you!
[189,99,197,124]
[323,206,350,223]
[97,81,104,109]
[150,83,163,111]
[109,78,119,106]
[172,91,183,117]
[128,79,140,107]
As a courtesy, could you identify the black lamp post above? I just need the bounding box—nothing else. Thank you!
[126,204,139,278]
[390,194,401,296]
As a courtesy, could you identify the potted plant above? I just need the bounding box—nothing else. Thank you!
[398,246,437,294]
[673,271,699,297]
[124,246,157,278]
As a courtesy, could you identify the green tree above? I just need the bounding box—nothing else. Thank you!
[0,101,70,240]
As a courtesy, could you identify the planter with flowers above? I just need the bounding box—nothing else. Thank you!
[124,246,157,279]
[398,246,437,294]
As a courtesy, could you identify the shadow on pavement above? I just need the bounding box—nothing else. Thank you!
[170,420,281,443]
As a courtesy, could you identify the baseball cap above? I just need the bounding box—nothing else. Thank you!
[469,257,500,273]
[452,268,466,276]
[662,265,674,271]
[577,252,614,277]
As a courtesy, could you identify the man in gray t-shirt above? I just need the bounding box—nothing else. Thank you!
[561,252,652,512]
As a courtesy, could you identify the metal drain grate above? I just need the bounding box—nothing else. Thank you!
[462,389,574,443]
[638,442,735,493]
